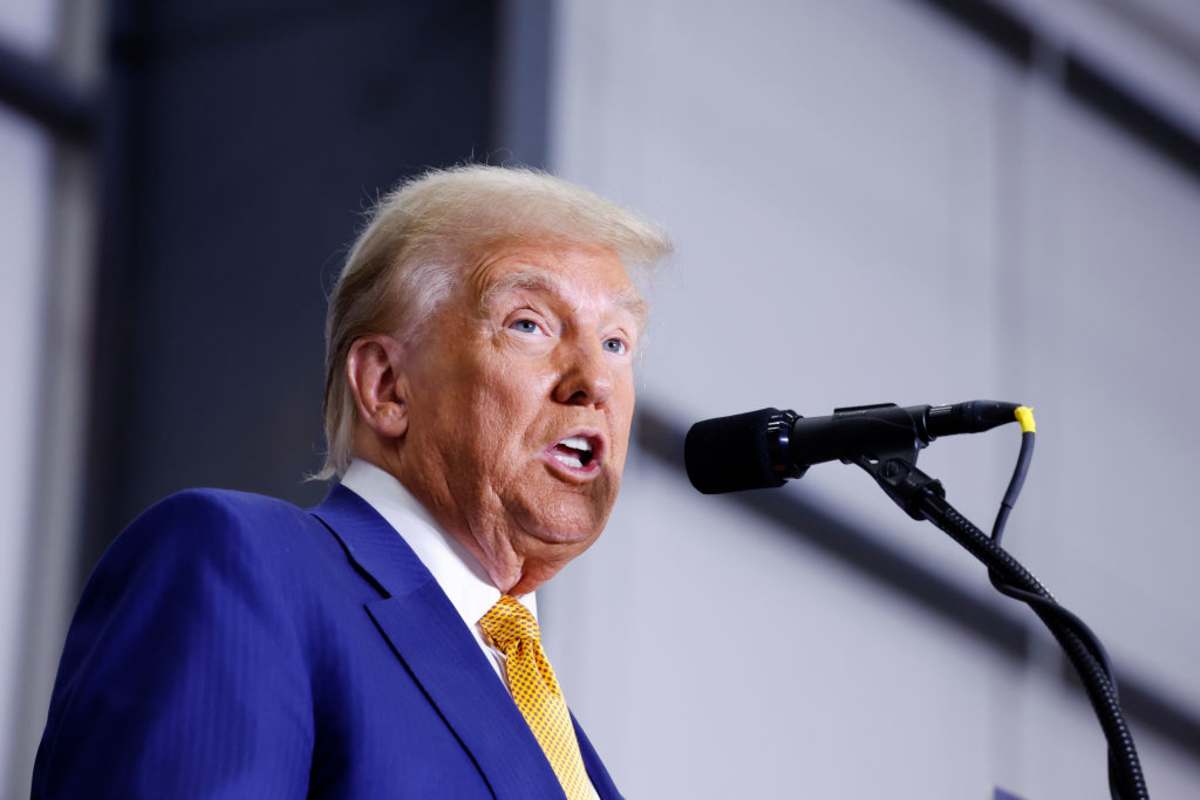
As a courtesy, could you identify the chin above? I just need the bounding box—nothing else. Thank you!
[515,499,609,547]
[506,473,617,544]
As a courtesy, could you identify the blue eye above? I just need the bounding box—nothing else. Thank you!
[510,319,540,334]
[603,337,628,355]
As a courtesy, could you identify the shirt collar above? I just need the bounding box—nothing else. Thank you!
[339,458,538,629]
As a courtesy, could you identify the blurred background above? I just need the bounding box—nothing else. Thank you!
[2,0,1199,796]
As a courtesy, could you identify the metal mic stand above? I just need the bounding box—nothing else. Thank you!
[853,449,1148,799]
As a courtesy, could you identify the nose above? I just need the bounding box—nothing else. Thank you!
[552,339,613,408]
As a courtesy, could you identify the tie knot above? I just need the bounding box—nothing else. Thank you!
[478,595,541,652]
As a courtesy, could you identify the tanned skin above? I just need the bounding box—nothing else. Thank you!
[347,242,643,596]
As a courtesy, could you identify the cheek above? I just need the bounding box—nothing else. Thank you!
[482,354,556,408]
[412,373,508,472]
[608,384,637,464]
[466,364,552,455]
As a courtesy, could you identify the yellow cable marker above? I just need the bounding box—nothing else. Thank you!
[1015,405,1036,433]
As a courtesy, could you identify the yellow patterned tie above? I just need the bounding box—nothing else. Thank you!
[478,595,597,800]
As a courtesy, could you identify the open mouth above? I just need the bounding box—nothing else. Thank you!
[543,431,605,477]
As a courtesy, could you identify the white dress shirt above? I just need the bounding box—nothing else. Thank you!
[339,458,537,679]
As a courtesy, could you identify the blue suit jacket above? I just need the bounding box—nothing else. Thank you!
[32,485,623,799]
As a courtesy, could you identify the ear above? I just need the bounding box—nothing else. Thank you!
[346,334,409,439]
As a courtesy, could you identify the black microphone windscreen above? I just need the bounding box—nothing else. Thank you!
[685,408,788,494]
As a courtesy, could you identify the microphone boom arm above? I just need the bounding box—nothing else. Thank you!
[853,453,1147,799]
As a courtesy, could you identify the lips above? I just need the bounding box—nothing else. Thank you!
[541,429,606,481]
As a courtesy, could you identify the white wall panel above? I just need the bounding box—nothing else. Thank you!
[1014,88,1200,707]
[0,109,50,791]
[0,0,56,55]
[553,0,1021,579]
[546,0,1200,796]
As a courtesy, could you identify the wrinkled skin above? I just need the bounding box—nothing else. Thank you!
[348,242,643,595]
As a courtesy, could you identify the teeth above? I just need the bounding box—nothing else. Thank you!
[558,436,592,453]
[553,451,584,468]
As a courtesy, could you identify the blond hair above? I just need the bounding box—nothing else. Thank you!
[316,165,672,479]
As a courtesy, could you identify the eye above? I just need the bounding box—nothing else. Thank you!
[509,318,543,335]
[603,337,628,355]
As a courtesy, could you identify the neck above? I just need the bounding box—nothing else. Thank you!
[363,445,542,594]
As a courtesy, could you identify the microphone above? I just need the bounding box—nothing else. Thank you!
[684,401,1021,494]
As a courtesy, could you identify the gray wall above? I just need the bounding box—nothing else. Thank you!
[0,1,102,793]
[1,1,502,793]
[541,1,1200,797]
[0,95,53,800]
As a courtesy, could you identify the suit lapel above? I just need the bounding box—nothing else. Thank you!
[312,484,566,800]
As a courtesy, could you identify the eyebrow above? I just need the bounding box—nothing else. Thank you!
[477,269,648,328]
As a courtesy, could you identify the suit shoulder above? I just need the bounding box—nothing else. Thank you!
[37,489,320,796]
[101,487,322,575]
[143,486,309,522]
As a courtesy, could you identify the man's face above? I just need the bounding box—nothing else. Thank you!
[395,242,643,592]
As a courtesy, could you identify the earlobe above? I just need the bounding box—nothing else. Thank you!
[346,335,409,439]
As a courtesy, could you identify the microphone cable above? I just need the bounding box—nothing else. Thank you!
[989,407,1115,679]
[939,406,1146,799]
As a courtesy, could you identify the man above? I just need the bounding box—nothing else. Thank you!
[31,166,671,798]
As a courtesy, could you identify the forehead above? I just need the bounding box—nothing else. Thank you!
[468,243,646,324]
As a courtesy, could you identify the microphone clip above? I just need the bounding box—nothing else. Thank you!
[854,454,946,522]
